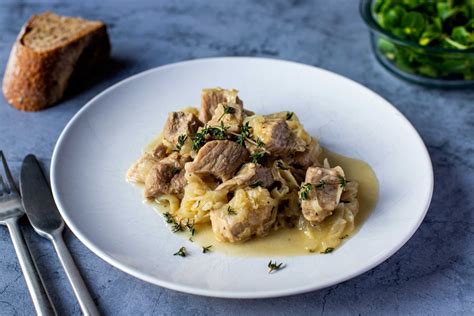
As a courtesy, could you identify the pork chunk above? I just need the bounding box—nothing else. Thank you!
[250,117,306,157]
[207,102,244,133]
[163,111,201,144]
[186,140,249,181]
[289,138,321,168]
[126,153,160,184]
[216,163,274,191]
[151,143,168,159]
[199,88,243,123]
[301,166,345,223]
[144,153,189,199]
[210,187,277,242]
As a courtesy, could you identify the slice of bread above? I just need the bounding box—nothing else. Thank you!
[2,12,110,111]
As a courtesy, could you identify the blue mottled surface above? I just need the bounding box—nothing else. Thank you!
[0,0,473,315]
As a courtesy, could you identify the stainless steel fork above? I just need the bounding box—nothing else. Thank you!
[0,152,56,316]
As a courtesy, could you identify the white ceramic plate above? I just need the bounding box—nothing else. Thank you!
[51,57,433,298]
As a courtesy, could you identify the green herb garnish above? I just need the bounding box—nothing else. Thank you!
[373,0,474,80]
[217,105,236,121]
[175,134,187,152]
[172,221,184,233]
[236,122,252,146]
[191,123,229,151]
[163,212,174,224]
[250,151,265,164]
[315,180,326,189]
[202,245,212,253]
[184,219,196,236]
[227,206,237,215]
[256,138,265,148]
[286,112,294,120]
[338,175,347,188]
[192,126,209,151]
[171,166,180,175]
[268,260,284,273]
[209,122,228,140]
[173,247,187,257]
[249,181,264,188]
[321,247,335,254]
[299,183,312,200]
[340,234,349,240]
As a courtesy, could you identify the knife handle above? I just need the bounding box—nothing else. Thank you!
[51,232,100,316]
[6,217,57,316]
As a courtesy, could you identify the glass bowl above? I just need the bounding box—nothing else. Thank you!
[360,0,474,88]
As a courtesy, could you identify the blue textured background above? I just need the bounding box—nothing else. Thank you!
[1,0,473,315]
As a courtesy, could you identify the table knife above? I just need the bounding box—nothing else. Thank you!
[20,154,100,316]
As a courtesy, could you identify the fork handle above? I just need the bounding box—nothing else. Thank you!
[6,217,57,316]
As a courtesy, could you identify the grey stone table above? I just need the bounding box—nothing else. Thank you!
[0,0,473,315]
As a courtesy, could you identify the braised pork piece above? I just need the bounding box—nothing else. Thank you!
[127,88,360,247]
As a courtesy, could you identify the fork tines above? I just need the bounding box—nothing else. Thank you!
[0,151,18,195]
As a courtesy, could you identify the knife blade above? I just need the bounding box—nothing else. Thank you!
[20,154,99,316]
[20,155,64,236]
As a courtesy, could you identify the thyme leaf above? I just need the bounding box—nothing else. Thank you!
[202,245,212,253]
[338,175,347,188]
[163,212,174,224]
[268,260,284,273]
[286,112,294,120]
[175,134,187,152]
[217,105,236,121]
[321,247,335,254]
[250,151,265,164]
[171,166,180,175]
[315,180,326,189]
[299,183,312,200]
[227,206,237,215]
[173,247,187,257]
[172,221,184,233]
[249,181,264,188]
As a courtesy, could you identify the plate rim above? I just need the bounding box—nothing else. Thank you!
[51,56,434,298]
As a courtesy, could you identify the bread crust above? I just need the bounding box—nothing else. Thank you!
[2,13,110,111]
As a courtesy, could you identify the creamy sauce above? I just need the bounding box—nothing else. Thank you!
[189,148,379,257]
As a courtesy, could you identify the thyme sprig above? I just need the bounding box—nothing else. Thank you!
[227,206,237,215]
[163,212,174,224]
[250,151,265,164]
[174,247,187,257]
[171,166,180,175]
[338,175,347,188]
[175,134,187,152]
[184,219,196,236]
[249,181,264,188]
[316,177,348,189]
[192,123,229,151]
[268,260,284,273]
[202,245,212,253]
[299,183,312,200]
[235,122,251,146]
[286,112,294,120]
[217,105,236,121]
[321,247,335,254]
[172,221,184,233]
[315,180,326,189]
